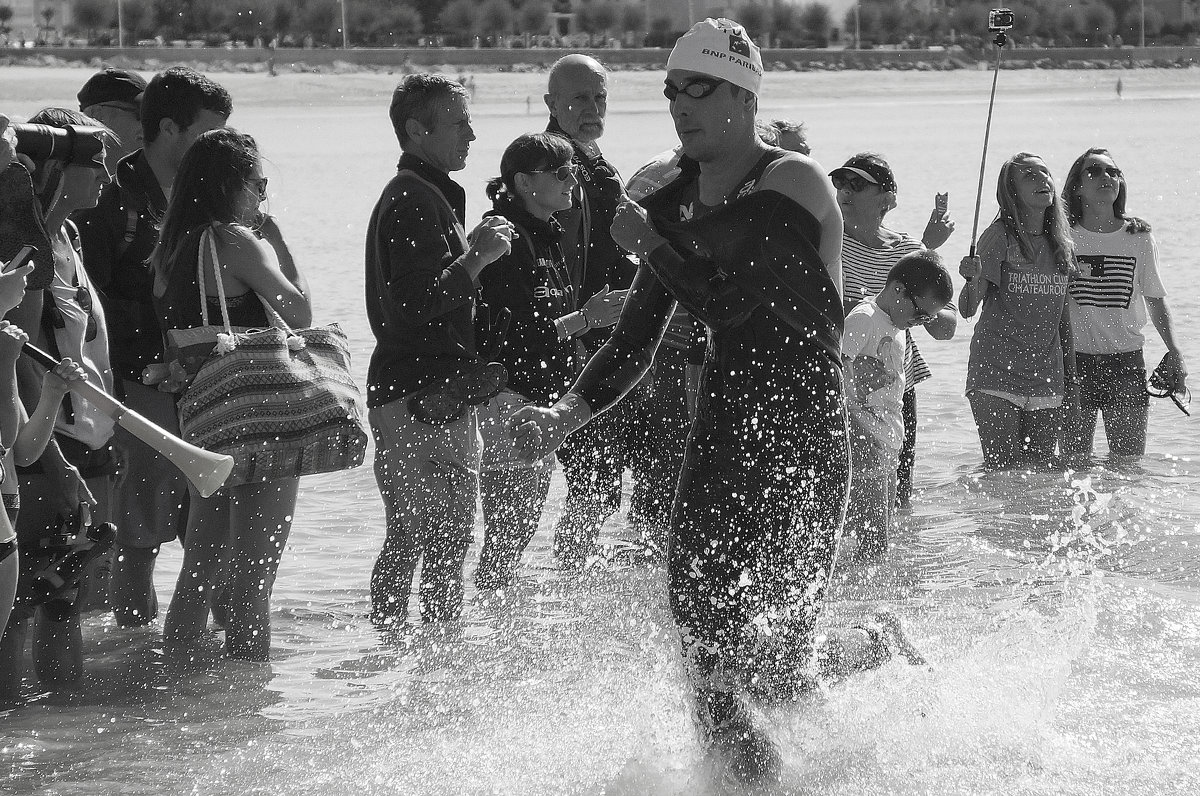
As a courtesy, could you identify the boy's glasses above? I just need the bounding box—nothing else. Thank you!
[663,78,727,101]
[902,286,939,325]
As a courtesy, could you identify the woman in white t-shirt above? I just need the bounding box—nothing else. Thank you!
[1059,148,1188,461]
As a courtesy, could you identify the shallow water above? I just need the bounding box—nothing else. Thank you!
[3,67,1200,794]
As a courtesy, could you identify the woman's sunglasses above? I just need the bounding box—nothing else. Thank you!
[832,173,874,193]
[528,165,577,182]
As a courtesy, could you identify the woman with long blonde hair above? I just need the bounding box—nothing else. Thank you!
[959,152,1076,469]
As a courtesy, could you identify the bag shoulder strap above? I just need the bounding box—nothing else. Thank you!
[197,224,233,332]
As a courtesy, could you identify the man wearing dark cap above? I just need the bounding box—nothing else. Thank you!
[512,18,924,784]
[75,66,232,628]
[78,68,146,172]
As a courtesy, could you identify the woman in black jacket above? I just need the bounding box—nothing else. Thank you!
[474,133,623,591]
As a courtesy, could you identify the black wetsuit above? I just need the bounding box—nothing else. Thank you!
[572,149,851,720]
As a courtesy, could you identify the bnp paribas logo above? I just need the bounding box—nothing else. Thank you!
[729,34,751,57]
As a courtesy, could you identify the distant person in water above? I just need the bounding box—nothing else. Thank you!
[1059,148,1188,462]
[511,19,924,786]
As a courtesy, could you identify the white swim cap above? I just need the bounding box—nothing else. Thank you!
[666,18,763,96]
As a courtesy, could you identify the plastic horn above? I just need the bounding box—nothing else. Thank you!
[21,343,234,497]
[968,27,1010,257]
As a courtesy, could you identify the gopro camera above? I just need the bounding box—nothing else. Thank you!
[988,8,1014,33]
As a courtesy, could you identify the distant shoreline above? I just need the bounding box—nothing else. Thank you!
[3,44,1198,76]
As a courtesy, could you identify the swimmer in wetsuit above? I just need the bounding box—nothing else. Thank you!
[511,18,923,785]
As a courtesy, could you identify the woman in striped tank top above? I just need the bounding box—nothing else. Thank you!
[832,153,958,508]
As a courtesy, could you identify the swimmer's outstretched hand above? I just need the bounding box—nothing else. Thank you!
[611,200,667,260]
[508,393,593,462]
[579,283,628,330]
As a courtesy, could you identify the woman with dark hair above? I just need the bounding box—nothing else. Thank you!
[959,152,1076,469]
[152,128,310,661]
[473,132,622,591]
[0,107,115,696]
[1059,148,1187,462]
[831,152,957,508]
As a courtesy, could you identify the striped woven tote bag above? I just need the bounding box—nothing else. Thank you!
[174,227,367,486]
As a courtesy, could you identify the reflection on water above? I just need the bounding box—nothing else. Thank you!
[2,69,1200,794]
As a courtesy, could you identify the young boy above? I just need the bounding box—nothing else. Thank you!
[842,249,953,561]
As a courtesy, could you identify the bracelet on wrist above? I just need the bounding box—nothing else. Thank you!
[579,309,593,331]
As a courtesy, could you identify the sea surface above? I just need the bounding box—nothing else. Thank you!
[2,66,1200,794]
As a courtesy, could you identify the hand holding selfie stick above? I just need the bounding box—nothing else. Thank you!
[20,343,234,497]
[969,9,1014,258]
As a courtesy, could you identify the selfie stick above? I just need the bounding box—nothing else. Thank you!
[969,25,1010,257]
[20,343,234,497]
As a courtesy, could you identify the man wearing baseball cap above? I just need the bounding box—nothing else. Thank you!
[78,68,147,172]
[75,67,232,628]
[510,18,924,783]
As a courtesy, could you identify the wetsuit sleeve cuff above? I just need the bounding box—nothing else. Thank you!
[552,391,593,434]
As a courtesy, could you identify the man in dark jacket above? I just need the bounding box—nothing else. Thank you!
[75,66,231,626]
[366,73,514,628]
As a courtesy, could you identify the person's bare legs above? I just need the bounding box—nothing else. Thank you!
[164,488,229,655]
[109,545,159,626]
[223,478,298,661]
[968,391,1025,469]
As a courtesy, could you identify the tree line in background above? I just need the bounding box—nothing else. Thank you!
[1,0,1190,49]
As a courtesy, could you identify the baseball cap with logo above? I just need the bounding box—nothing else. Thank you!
[667,18,763,96]
[829,153,897,193]
[78,68,147,112]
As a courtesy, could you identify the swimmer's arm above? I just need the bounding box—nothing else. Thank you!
[759,155,844,294]
[511,268,674,462]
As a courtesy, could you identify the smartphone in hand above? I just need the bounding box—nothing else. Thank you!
[2,244,36,273]
[935,192,949,217]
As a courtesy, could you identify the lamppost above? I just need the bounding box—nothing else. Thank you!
[340,0,349,48]
[117,0,123,48]
[854,1,861,49]
[1140,0,1146,47]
